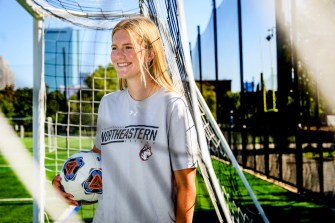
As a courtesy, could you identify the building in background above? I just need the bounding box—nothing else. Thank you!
[0,56,15,89]
[44,27,81,96]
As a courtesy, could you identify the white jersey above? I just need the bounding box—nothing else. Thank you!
[92,88,197,223]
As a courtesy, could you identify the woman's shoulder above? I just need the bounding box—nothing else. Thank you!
[100,90,126,103]
[159,88,189,108]
[160,88,183,100]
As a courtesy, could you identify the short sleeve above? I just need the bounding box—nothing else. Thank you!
[168,97,198,171]
[95,97,105,149]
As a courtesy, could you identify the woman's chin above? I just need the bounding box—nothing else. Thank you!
[117,73,127,78]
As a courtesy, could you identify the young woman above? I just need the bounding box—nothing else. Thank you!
[53,16,198,223]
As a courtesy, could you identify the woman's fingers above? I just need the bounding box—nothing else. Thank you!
[52,175,80,206]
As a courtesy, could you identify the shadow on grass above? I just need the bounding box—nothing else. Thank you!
[263,204,335,223]
[240,179,335,223]
[193,209,220,223]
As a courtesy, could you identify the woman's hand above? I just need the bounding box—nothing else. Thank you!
[52,175,80,206]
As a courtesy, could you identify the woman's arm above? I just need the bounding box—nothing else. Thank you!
[91,145,101,154]
[174,168,196,223]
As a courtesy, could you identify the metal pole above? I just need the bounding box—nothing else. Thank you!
[62,47,67,99]
[266,27,277,111]
[237,0,244,114]
[237,0,248,167]
[33,17,45,223]
[197,25,203,93]
[290,0,303,193]
[212,0,220,122]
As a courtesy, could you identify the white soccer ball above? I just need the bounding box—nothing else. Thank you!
[60,151,102,203]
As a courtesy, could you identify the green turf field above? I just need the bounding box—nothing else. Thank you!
[0,138,334,223]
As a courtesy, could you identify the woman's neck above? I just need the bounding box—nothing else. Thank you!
[127,79,159,101]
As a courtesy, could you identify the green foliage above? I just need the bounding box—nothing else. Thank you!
[0,99,15,117]
[0,64,118,136]
[196,82,244,126]
[222,91,241,126]
[196,82,217,119]
[13,88,33,131]
[0,85,16,117]
[39,64,118,128]
[14,88,33,118]
[46,90,67,123]
[0,86,33,131]
[63,64,118,130]
[84,63,118,102]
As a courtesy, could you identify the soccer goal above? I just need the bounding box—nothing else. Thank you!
[15,0,269,222]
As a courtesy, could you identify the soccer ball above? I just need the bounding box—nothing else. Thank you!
[60,151,102,203]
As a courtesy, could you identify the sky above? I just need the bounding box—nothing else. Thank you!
[0,0,276,92]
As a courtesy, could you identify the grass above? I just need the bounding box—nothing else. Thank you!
[0,138,334,222]
[0,165,33,223]
[242,172,335,223]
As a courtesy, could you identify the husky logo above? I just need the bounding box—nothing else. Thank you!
[139,144,152,161]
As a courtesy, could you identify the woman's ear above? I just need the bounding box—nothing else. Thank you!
[147,48,155,63]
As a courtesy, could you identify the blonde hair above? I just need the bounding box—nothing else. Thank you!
[112,16,175,92]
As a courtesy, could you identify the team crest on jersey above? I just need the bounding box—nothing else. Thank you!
[139,144,152,161]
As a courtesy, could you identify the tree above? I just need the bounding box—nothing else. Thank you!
[46,90,67,123]
[13,87,33,131]
[0,85,15,118]
[84,63,118,102]
[65,63,118,131]
[222,91,241,127]
[196,82,217,120]
[0,86,33,132]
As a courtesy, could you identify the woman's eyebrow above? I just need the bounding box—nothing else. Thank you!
[111,42,133,46]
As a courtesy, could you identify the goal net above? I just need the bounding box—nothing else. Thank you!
[17,0,269,222]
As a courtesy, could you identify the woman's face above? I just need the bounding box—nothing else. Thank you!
[111,29,145,81]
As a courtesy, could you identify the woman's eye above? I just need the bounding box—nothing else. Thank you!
[125,46,134,50]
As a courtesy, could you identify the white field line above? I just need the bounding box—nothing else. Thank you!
[0,198,33,202]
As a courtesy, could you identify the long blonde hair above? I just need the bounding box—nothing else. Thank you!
[112,16,175,92]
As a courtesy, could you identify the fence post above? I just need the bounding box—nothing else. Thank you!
[318,135,324,195]
[20,125,25,138]
[264,131,269,177]
[241,127,248,167]
[295,130,303,193]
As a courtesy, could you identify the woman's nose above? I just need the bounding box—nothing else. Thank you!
[113,49,123,56]
[111,49,126,59]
